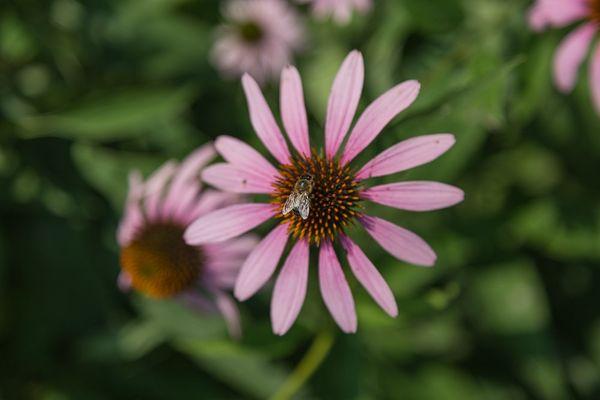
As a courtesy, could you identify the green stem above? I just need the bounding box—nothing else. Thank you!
[269,330,335,400]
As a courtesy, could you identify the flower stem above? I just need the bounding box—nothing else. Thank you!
[269,329,335,400]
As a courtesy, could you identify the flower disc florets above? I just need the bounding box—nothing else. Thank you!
[272,152,361,245]
[120,222,201,298]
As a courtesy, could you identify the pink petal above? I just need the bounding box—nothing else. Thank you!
[144,161,178,221]
[234,224,289,301]
[339,235,397,317]
[187,190,240,220]
[184,203,275,245]
[360,215,436,267]
[202,163,274,194]
[532,0,589,29]
[215,135,279,181]
[162,144,215,215]
[214,291,242,339]
[280,66,311,158]
[242,74,291,165]
[271,239,310,335]
[361,181,464,211]
[319,241,357,333]
[325,51,364,159]
[117,271,132,292]
[554,23,597,93]
[341,80,421,165]
[204,235,261,261]
[590,42,600,115]
[356,134,455,180]
[117,171,144,246]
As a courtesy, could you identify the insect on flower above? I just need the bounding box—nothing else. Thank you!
[282,174,314,220]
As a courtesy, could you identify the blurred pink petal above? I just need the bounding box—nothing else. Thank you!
[117,271,132,292]
[184,203,275,244]
[214,291,242,339]
[319,241,357,333]
[356,134,455,180]
[234,224,289,301]
[242,74,292,164]
[527,0,589,30]
[186,190,240,221]
[215,135,278,181]
[202,163,274,194]
[591,42,600,114]
[341,80,420,165]
[361,182,464,212]
[271,239,310,335]
[340,235,397,317]
[304,0,372,24]
[325,50,364,159]
[144,161,177,220]
[162,144,215,216]
[553,23,597,93]
[360,215,436,267]
[280,66,311,157]
[117,171,144,246]
[211,0,305,83]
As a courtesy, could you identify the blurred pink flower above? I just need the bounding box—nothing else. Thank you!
[211,0,305,84]
[299,0,371,24]
[185,51,464,335]
[117,144,258,338]
[528,0,600,114]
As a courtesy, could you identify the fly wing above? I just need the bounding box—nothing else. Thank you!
[282,192,300,215]
[297,193,311,220]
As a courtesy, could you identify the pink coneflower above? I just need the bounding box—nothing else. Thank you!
[185,51,464,335]
[211,0,305,84]
[299,0,371,24]
[528,0,600,114]
[117,144,258,338]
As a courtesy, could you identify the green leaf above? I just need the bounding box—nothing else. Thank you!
[71,143,162,208]
[19,86,195,141]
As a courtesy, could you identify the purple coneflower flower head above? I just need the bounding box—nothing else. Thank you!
[298,0,371,24]
[528,0,600,114]
[117,144,258,338]
[185,51,464,335]
[211,0,305,84]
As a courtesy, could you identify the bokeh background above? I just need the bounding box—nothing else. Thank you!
[2,0,600,398]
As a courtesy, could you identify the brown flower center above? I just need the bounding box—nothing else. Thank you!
[120,223,201,298]
[272,153,362,245]
[590,0,600,23]
[238,21,264,43]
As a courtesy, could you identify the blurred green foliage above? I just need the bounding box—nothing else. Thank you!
[2,0,600,399]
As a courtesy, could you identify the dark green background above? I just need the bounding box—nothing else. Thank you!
[2,0,600,398]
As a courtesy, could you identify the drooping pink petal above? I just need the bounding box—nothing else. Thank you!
[214,290,242,339]
[318,241,357,333]
[339,235,397,317]
[590,42,600,115]
[202,163,274,194]
[215,135,279,181]
[242,74,291,164]
[553,23,597,93]
[361,181,464,211]
[280,66,311,158]
[162,144,215,217]
[169,182,200,222]
[360,215,436,267]
[356,134,455,180]
[325,51,364,159]
[271,239,309,335]
[528,1,549,31]
[184,203,275,244]
[234,224,289,301]
[341,80,421,165]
